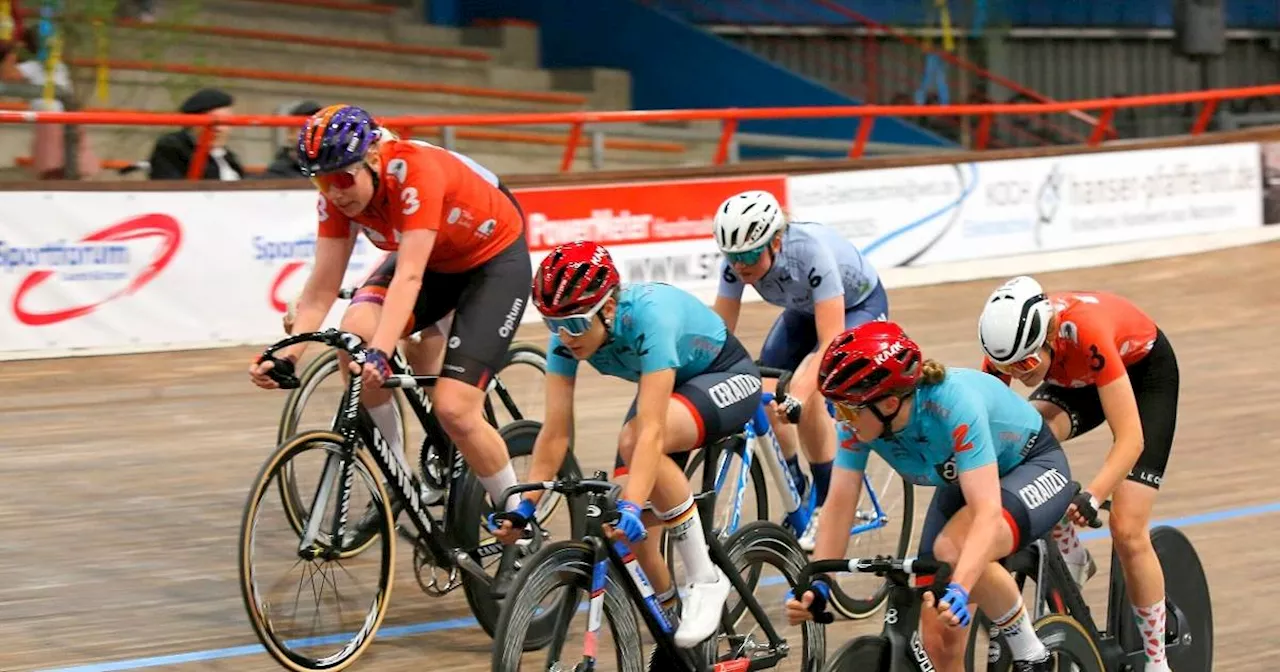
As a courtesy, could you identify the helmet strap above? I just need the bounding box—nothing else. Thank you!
[868,392,911,440]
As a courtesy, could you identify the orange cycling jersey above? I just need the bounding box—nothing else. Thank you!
[982,291,1158,388]
[316,139,522,274]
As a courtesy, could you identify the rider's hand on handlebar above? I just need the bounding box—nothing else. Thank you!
[249,355,295,390]
[1067,490,1104,528]
[350,348,393,388]
[935,582,973,627]
[602,499,647,544]
[488,498,537,545]
[784,576,832,625]
[769,394,803,426]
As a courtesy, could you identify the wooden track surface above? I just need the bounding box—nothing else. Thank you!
[3,242,1277,672]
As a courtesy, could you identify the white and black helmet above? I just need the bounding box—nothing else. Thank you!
[712,190,785,253]
[978,275,1053,364]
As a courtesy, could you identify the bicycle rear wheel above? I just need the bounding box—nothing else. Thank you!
[239,431,394,671]
[1142,526,1213,672]
[491,540,644,672]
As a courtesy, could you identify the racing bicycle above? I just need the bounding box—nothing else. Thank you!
[239,328,583,672]
[966,492,1213,672]
[673,365,915,620]
[491,436,826,671]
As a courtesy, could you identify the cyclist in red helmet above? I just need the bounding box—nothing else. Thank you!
[785,321,1073,672]
[248,105,536,590]
[491,240,764,650]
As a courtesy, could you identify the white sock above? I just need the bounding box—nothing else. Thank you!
[992,598,1048,662]
[657,496,718,585]
[478,462,521,512]
[1051,517,1090,565]
[1133,600,1170,671]
[367,401,407,469]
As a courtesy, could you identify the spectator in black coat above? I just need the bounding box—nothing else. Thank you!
[260,99,323,179]
[148,88,246,180]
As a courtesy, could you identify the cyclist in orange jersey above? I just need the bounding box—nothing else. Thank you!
[248,105,536,595]
[977,276,1179,672]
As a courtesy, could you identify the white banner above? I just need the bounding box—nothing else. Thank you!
[788,142,1263,267]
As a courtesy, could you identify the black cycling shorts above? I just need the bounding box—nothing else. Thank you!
[918,421,1073,560]
[1029,328,1179,490]
[614,334,761,478]
[350,186,532,389]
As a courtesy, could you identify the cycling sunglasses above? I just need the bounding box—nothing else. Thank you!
[992,351,1044,376]
[309,163,363,191]
[543,293,611,337]
[725,246,767,267]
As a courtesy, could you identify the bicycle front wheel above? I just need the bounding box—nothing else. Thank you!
[491,540,644,672]
[239,430,395,671]
[1034,614,1105,672]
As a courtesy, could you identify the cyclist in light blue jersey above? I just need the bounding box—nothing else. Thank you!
[785,321,1072,672]
[490,240,762,650]
[711,189,889,551]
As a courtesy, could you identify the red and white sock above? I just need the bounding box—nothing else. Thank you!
[1051,518,1089,565]
[1133,600,1171,672]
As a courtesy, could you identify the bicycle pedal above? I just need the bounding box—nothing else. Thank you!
[712,659,750,672]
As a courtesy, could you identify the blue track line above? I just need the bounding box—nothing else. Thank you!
[37,499,1280,672]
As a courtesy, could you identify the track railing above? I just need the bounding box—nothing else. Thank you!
[1,83,1274,178]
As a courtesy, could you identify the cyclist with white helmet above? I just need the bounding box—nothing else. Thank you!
[977,276,1180,672]
[711,189,888,551]
[491,240,763,650]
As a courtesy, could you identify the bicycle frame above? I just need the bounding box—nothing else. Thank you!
[707,390,892,541]
[268,330,496,584]
[1001,536,1193,672]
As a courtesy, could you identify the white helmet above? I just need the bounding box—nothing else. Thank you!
[713,190,785,253]
[978,276,1053,364]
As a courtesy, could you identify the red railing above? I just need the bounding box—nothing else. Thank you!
[0,84,1274,178]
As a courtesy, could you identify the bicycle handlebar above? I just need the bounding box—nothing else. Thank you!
[795,556,953,622]
[256,329,433,391]
[492,475,623,528]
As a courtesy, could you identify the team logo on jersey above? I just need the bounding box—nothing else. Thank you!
[387,158,408,183]
[1058,320,1079,344]
[1017,468,1069,510]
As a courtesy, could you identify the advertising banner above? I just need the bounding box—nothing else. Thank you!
[788,142,1263,267]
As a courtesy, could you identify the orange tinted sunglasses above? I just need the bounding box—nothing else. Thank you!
[309,164,362,191]
[993,351,1044,376]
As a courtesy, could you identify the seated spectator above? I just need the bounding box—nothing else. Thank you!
[148,87,245,180]
[260,99,322,179]
[15,25,101,179]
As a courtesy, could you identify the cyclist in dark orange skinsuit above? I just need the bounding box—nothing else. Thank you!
[978,276,1179,672]
[247,104,536,595]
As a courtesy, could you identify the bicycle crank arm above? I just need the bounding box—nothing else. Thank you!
[452,550,491,584]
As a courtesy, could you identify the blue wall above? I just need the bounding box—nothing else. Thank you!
[457,0,953,153]
[633,0,1279,30]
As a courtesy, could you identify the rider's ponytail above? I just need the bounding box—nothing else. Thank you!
[920,359,946,386]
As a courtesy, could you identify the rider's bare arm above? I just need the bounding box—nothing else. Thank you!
[1089,374,1145,502]
[812,465,863,561]
[282,233,356,360]
[370,228,437,353]
[790,295,846,401]
[523,373,577,506]
[951,462,1003,590]
[618,368,677,506]
[712,295,742,333]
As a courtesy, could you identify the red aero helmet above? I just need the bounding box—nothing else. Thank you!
[532,240,621,317]
[818,320,923,405]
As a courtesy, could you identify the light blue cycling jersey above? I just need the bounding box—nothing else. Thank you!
[717,221,880,314]
[835,368,1046,487]
[547,282,729,384]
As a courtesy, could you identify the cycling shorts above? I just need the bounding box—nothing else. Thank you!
[918,420,1073,560]
[758,280,889,372]
[1029,328,1179,490]
[614,334,761,478]
[350,184,531,389]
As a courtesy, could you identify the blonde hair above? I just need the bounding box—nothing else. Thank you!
[920,359,947,386]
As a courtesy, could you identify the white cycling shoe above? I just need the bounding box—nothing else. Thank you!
[674,568,731,648]
[798,506,822,553]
